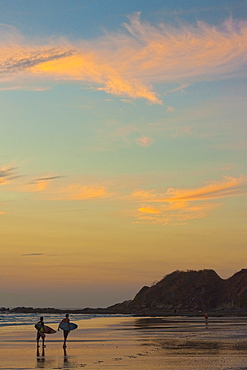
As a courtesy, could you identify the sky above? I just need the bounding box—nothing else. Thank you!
[0,0,246,309]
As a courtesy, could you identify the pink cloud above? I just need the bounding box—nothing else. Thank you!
[136,135,154,146]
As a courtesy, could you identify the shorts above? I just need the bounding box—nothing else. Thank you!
[37,331,46,340]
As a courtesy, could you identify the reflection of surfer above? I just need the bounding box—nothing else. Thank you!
[36,345,45,365]
[36,317,46,348]
[58,314,70,348]
[63,346,68,364]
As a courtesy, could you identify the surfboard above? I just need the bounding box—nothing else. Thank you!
[35,323,56,334]
[59,322,78,331]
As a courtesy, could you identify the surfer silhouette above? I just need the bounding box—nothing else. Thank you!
[36,317,46,348]
[58,314,70,348]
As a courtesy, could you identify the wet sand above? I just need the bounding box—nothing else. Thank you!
[0,316,247,369]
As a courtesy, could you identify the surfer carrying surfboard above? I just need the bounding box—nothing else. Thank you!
[36,317,46,348]
[58,314,70,348]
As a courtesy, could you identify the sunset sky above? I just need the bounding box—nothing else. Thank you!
[0,0,246,309]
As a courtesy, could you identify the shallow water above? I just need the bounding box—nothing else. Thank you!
[0,312,120,328]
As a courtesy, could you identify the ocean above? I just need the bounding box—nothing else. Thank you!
[0,311,120,328]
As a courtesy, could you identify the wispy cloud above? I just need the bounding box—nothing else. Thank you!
[0,15,246,103]
[52,184,110,201]
[120,14,247,82]
[0,163,114,202]
[27,175,64,191]
[30,175,64,183]
[0,46,73,75]
[136,202,220,225]
[156,176,245,202]
[21,174,110,200]
[138,206,161,214]
[0,166,19,185]
[132,177,246,224]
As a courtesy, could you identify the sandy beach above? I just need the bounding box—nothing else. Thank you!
[0,315,247,369]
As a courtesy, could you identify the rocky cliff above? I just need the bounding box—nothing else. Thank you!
[108,269,247,314]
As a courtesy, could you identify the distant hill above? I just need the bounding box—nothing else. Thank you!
[108,269,247,315]
[225,269,247,308]
[7,269,247,316]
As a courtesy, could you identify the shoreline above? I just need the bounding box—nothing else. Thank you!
[2,306,247,317]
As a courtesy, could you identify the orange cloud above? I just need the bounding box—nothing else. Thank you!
[120,14,247,82]
[31,54,98,79]
[22,175,63,192]
[32,53,161,103]
[26,180,48,192]
[53,184,109,201]
[132,177,246,224]
[35,181,47,192]
[136,202,220,225]
[160,176,245,203]
[0,178,9,186]
[20,175,111,201]
[138,206,161,214]
[0,16,246,103]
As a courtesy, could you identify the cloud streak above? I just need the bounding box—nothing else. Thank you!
[0,48,73,75]
[21,253,43,256]
[0,15,246,103]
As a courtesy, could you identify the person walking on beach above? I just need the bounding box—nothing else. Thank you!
[58,314,70,348]
[36,316,46,348]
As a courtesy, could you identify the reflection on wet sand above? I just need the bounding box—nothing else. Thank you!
[131,316,247,357]
[151,338,222,355]
[35,346,71,369]
[36,347,45,368]
[63,347,70,366]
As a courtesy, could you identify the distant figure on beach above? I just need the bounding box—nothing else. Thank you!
[58,314,70,348]
[36,316,46,348]
[204,313,209,328]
